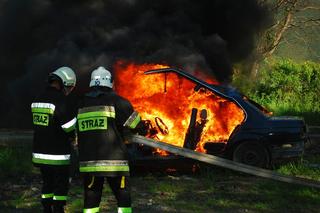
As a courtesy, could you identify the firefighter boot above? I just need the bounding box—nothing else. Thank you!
[43,205,53,213]
[42,198,53,213]
[53,204,65,213]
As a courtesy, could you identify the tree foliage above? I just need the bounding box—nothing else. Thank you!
[258,0,320,57]
[250,0,320,77]
[248,59,320,123]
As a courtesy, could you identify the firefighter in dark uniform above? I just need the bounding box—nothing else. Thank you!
[31,67,77,213]
[77,66,146,213]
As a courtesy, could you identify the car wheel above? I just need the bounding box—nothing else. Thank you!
[233,141,270,168]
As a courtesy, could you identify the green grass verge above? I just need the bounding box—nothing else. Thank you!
[259,102,320,126]
[276,155,320,181]
[1,147,320,212]
[0,146,33,179]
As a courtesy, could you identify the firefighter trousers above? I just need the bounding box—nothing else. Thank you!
[40,165,69,213]
[83,174,132,212]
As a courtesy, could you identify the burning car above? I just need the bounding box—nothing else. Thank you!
[114,63,307,168]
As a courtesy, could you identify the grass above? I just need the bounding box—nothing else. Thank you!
[128,169,320,213]
[276,155,320,181]
[1,147,320,212]
[246,95,320,126]
[263,102,320,126]
[0,146,34,180]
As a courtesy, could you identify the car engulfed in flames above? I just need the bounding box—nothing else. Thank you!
[114,62,307,169]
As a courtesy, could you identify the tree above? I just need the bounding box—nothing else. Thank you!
[251,0,320,77]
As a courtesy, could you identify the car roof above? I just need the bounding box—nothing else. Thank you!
[144,68,242,100]
[144,67,249,122]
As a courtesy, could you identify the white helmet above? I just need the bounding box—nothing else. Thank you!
[51,67,76,87]
[89,66,113,88]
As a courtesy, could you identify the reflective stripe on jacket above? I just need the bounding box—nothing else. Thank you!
[77,88,142,176]
[31,86,76,166]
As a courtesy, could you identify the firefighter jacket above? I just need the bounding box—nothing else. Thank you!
[31,86,77,167]
[77,87,143,177]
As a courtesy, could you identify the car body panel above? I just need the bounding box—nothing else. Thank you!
[131,68,306,167]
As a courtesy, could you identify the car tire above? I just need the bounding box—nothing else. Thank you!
[233,141,270,168]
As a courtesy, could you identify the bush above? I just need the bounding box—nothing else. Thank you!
[246,59,320,124]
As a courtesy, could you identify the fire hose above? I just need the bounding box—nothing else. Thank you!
[129,135,320,189]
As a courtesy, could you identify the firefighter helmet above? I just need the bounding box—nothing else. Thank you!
[50,66,77,87]
[89,66,113,88]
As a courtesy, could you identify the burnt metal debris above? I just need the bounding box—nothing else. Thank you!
[183,108,208,150]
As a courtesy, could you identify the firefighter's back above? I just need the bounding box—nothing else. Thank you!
[31,86,71,166]
[77,88,133,176]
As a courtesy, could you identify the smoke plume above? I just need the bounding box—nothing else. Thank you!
[0,0,269,128]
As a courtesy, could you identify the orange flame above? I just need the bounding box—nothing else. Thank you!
[114,61,245,154]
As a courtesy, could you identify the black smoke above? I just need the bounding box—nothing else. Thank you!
[0,0,269,128]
